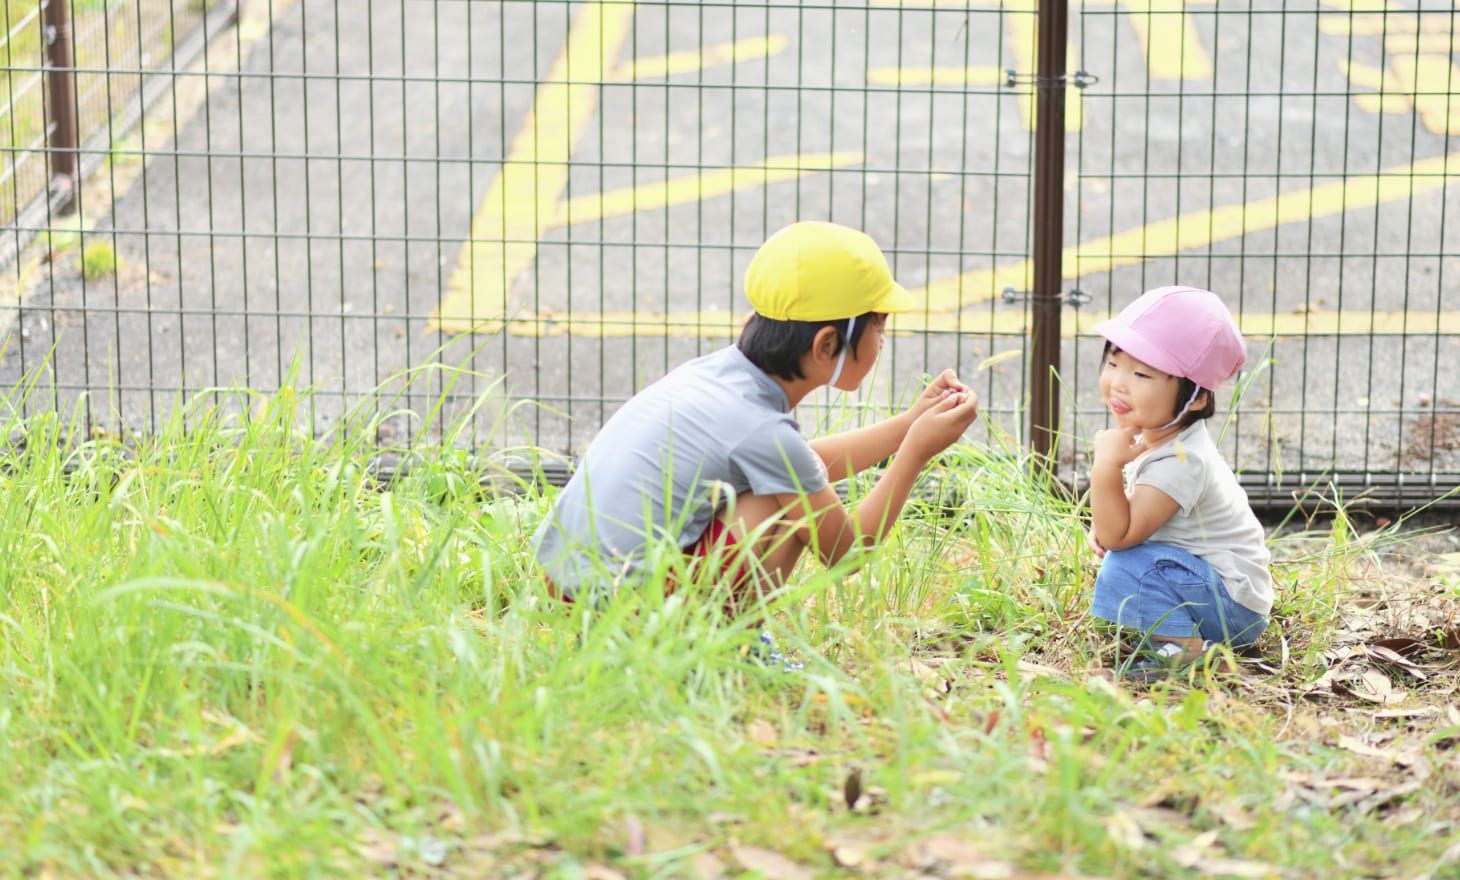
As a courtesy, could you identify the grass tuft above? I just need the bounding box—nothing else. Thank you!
[0,366,1456,878]
[80,240,118,279]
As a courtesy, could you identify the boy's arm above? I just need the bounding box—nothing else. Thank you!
[809,416,912,482]
[1088,427,1180,550]
[790,392,980,565]
[811,370,972,480]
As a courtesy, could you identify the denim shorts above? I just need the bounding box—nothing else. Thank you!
[1091,541,1268,648]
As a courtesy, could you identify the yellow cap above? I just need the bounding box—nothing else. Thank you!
[744,221,917,322]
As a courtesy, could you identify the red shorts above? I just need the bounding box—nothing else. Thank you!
[544,519,751,604]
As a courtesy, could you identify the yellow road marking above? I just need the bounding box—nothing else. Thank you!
[916,149,1460,312]
[1120,0,1214,80]
[487,309,1460,339]
[610,35,787,80]
[432,2,636,332]
[551,152,863,227]
[1005,0,1085,131]
[1341,60,1412,114]
[1318,0,1395,12]
[1320,12,1453,36]
[869,0,1219,6]
[1388,35,1460,54]
[1392,54,1460,135]
[865,3,1084,131]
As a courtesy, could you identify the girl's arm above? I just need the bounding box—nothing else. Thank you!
[811,370,971,480]
[1089,426,1180,551]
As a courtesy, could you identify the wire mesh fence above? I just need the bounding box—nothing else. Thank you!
[1,0,1457,507]
[1,0,214,227]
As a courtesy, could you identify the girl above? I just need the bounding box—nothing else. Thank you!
[1086,286,1272,679]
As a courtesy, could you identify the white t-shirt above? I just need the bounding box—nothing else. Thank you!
[1126,421,1274,615]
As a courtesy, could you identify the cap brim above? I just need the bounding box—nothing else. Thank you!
[1092,319,1186,380]
[876,281,918,314]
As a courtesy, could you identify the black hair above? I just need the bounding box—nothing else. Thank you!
[738,310,883,381]
[1100,341,1216,427]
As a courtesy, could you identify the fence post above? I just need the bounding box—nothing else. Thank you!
[1028,0,1069,470]
[44,0,79,213]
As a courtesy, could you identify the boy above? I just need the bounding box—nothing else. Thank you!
[532,221,980,611]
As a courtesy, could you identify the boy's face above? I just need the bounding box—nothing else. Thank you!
[1099,346,1182,431]
[831,316,887,392]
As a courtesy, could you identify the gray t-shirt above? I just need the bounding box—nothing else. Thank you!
[1127,421,1274,615]
[533,346,830,596]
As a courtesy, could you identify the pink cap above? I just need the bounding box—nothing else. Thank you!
[1093,286,1247,390]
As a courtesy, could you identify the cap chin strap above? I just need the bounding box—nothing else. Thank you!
[1154,385,1203,432]
[827,316,857,387]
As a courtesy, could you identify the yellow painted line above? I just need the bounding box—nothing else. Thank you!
[866,66,1005,88]
[869,0,1219,6]
[432,2,636,333]
[1340,60,1412,114]
[1392,54,1460,135]
[1387,34,1460,54]
[900,309,1460,337]
[917,149,1460,312]
[1318,0,1396,12]
[610,35,787,81]
[484,309,1460,339]
[1320,12,1453,36]
[863,6,1083,131]
[1121,0,1214,80]
[551,151,864,227]
[1004,0,1085,132]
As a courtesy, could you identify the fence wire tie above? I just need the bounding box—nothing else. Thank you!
[1003,69,1099,89]
[1003,287,1092,307]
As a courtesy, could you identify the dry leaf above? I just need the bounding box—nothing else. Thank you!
[729,845,813,880]
[747,719,778,746]
[1104,810,1147,851]
[920,833,986,864]
[583,866,628,880]
[1170,830,1221,867]
[829,841,870,868]
[1364,644,1430,680]
[357,829,398,867]
[843,767,863,810]
[622,815,645,858]
[1191,857,1279,877]
[1336,734,1402,760]
[1369,637,1427,657]
[690,851,729,879]
[1374,706,1440,720]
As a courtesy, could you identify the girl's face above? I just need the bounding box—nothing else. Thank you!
[1099,346,1183,431]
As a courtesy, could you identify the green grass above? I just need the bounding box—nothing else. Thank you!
[0,367,1457,879]
[80,239,117,278]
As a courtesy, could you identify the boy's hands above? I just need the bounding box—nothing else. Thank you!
[901,389,980,461]
[908,370,973,421]
[1091,426,1147,472]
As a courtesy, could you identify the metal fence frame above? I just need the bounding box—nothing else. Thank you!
[2,0,1457,510]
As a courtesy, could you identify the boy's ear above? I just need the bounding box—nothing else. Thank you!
[811,325,840,362]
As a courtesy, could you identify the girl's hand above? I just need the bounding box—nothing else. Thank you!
[908,370,972,420]
[1091,425,1148,471]
[1086,529,1106,558]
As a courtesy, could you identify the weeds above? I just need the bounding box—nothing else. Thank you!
[0,367,1456,879]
